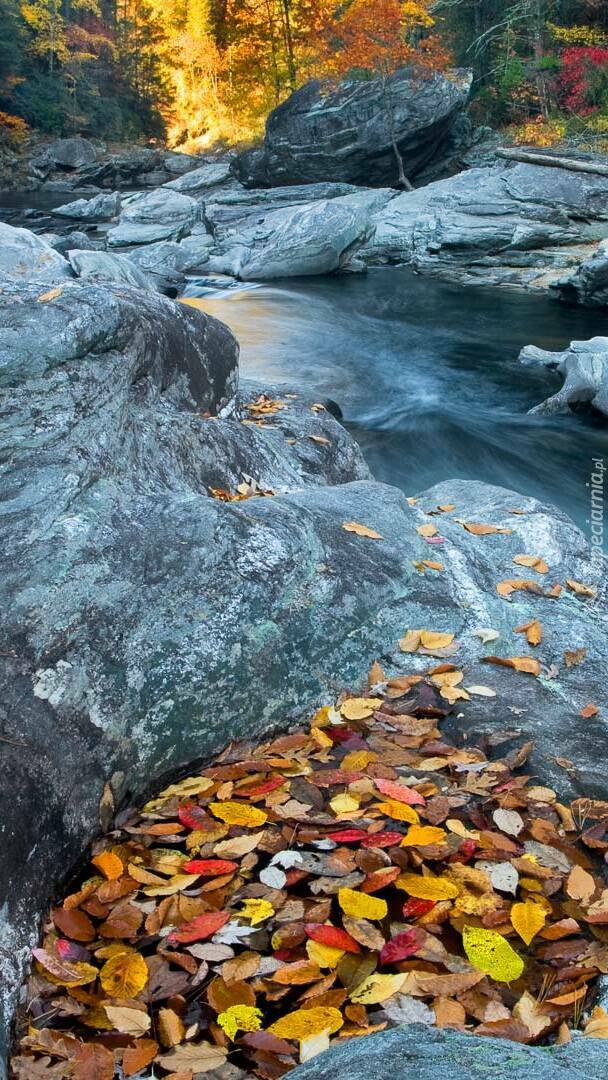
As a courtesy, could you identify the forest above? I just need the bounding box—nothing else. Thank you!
[0,0,608,152]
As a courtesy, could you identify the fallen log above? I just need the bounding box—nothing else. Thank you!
[497,146,608,178]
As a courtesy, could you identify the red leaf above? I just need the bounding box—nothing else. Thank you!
[242,776,286,797]
[374,778,425,806]
[448,839,477,863]
[305,923,361,953]
[402,898,436,919]
[328,829,368,843]
[380,928,425,965]
[167,911,230,944]
[182,859,239,876]
[178,804,212,830]
[360,831,403,848]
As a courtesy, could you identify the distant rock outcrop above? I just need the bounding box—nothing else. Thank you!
[233,67,473,188]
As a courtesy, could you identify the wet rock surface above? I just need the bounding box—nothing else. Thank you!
[289,1024,606,1080]
[519,337,608,418]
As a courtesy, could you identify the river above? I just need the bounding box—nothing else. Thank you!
[182,268,607,534]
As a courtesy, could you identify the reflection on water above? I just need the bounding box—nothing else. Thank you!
[163,269,603,534]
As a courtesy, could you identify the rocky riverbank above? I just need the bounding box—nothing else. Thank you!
[1,275,607,1078]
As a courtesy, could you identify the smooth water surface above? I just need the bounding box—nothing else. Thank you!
[183,268,607,534]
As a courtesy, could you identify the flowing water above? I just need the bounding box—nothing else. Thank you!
[182,269,608,535]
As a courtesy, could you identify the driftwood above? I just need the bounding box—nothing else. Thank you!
[497,146,608,178]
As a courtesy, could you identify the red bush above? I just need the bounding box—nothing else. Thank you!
[557,46,608,114]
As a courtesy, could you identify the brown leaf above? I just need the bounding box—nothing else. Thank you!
[72,1043,115,1080]
[514,619,542,647]
[580,703,599,719]
[564,648,587,668]
[51,906,95,942]
[481,655,541,676]
[122,1040,159,1078]
[158,1007,186,1048]
[566,865,596,903]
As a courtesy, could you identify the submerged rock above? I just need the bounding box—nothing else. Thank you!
[0,221,73,283]
[233,67,473,188]
[289,1024,605,1080]
[520,337,608,418]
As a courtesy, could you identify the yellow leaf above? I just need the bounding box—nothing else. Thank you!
[341,750,377,770]
[342,521,383,540]
[92,850,124,880]
[100,951,149,998]
[584,1006,608,1038]
[209,801,268,827]
[395,873,459,901]
[338,888,387,921]
[340,698,382,721]
[400,825,446,847]
[217,1005,263,1041]
[238,898,274,926]
[350,972,407,1004]
[268,1006,344,1042]
[306,940,345,969]
[375,800,420,824]
[143,873,201,897]
[462,925,524,982]
[37,287,63,302]
[158,776,214,799]
[417,523,438,537]
[399,629,422,653]
[510,900,546,945]
[330,792,360,815]
[420,631,454,649]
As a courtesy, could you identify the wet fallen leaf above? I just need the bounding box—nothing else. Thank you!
[342,522,383,540]
[463,926,524,983]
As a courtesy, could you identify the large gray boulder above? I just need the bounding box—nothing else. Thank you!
[519,337,608,418]
[107,187,200,246]
[290,1024,606,1080]
[204,181,361,244]
[38,136,98,171]
[0,280,606,1074]
[54,189,121,222]
[67,248,156,290]
[359,159,608,290]
[233,67,473,188]
[0,221,73,283]
[209,188,392,279]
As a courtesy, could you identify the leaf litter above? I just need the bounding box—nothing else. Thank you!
[11,657,608,1079]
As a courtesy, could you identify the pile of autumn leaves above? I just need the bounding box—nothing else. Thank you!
[11,675,608,1080]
